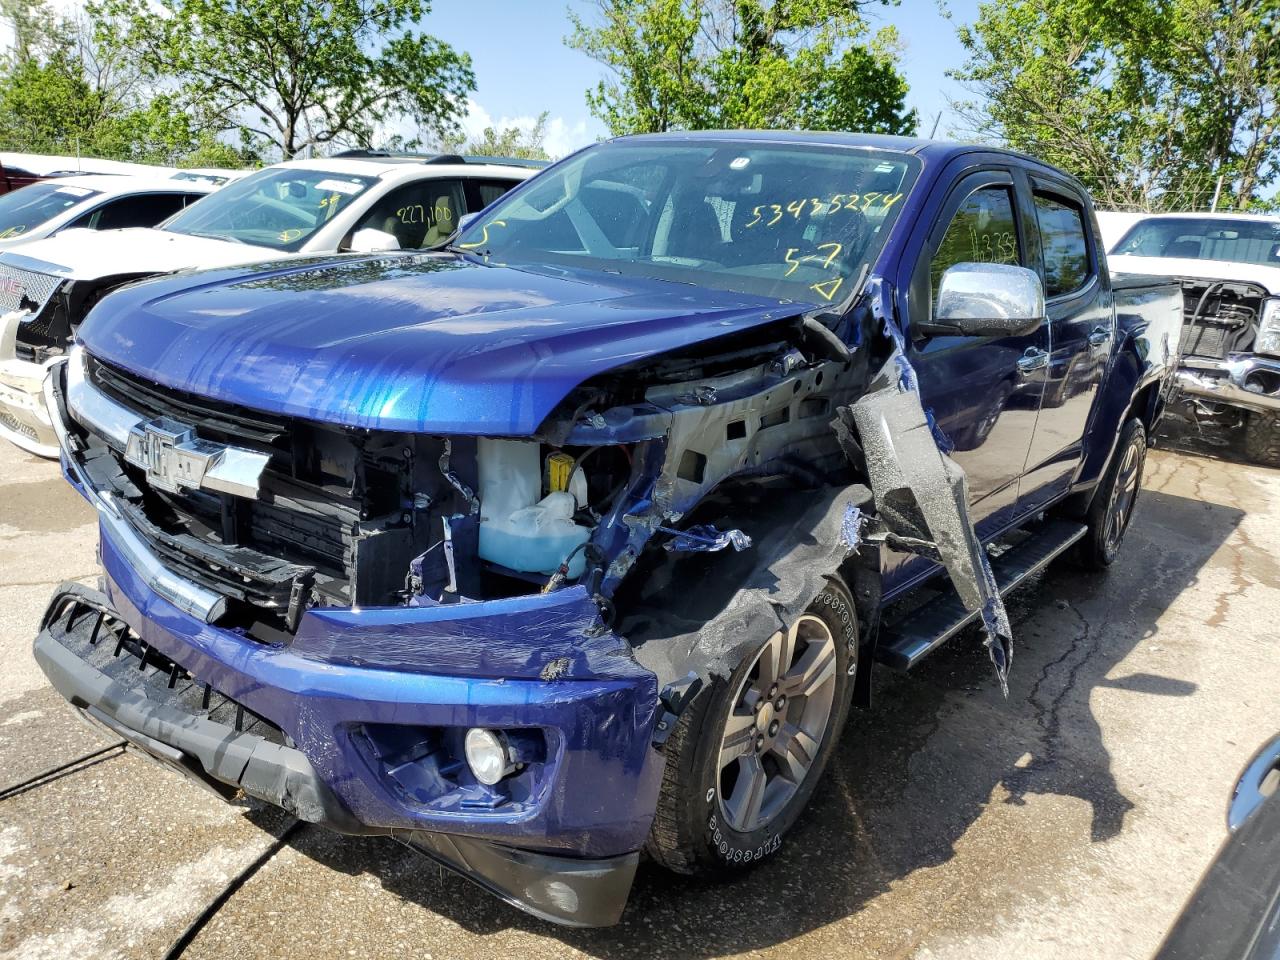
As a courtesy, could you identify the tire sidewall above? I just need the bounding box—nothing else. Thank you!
[688,580,858,869]
[1100,419,1147,564]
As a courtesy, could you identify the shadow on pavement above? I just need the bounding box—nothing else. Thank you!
[275,485,1242,958]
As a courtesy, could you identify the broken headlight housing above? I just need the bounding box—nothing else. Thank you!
[1256,298,1280,358]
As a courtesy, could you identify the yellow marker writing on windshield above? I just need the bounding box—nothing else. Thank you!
[458,220,507,250]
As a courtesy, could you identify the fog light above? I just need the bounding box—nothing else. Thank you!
[464,728,516,785]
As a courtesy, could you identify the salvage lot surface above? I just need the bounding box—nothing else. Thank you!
[0,437,1277,960]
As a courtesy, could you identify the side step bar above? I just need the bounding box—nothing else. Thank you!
[876,519,1088,671]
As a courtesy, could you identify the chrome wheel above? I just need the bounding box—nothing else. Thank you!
[717,615,838,833]
[1104,437,1141,554]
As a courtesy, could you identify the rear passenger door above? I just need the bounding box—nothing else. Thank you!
[1015,177,1112,511]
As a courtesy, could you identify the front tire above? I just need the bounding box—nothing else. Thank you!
[1244,411,1280,467]
[1076,416,1147,569]
[645,580,857,875]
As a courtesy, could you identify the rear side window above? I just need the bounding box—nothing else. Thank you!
[931,185,1021,307]
[1034,193,1090,297]
[70,192,196,230]
[471,179,521,211]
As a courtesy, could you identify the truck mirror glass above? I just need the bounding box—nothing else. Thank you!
[929,262,1046,338]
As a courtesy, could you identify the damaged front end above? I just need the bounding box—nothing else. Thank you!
[39,273,1014,923]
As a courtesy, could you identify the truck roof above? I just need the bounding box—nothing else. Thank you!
[611,130,1049,167]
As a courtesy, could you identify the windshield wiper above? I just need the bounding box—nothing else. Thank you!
[184,230,245,245]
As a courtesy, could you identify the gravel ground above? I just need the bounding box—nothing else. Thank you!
[0,435,1277,960]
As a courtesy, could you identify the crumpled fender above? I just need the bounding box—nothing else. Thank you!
[836,302,1014,694]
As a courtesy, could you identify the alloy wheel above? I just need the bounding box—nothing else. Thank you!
[716,614,838,833]
[1104,438,1141,554]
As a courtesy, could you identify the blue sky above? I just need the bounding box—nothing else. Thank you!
[427,0,985,156]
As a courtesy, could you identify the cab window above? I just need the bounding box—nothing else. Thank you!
[931,185,1021,310]
[470,178,521,211]
[352,179,466,249]
[1034,193,1091,297]
[70,192,202,230]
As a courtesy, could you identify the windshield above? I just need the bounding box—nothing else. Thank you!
[455,139,920,304]
[164,167,377,251]
[0,182,101,239]
[1113,217,1280,267]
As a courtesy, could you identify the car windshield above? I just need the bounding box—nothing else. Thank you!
[1113,217,1280,267]
[164,167,377,251]
[454,139,920,305]
[0,181,101,239]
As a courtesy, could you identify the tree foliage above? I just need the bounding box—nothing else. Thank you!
[952,0,1280,211]
[442,111,552,160]
[91,0,476,158]
[567,0,916,136]
[0,0,249,165]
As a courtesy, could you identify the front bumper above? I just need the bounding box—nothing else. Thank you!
[1177,354,1280,414]
[0,352,58,457]
[34,584,641,927]
[36,359,664,926]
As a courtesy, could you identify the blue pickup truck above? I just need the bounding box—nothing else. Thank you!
[34,132,1181,926]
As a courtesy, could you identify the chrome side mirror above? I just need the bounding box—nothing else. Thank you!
[456,212,481,233]
[925,262,1046,338]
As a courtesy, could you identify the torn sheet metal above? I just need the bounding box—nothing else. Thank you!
[659,523,752,553]
[839,319,1014,695]
[622,482,872,691]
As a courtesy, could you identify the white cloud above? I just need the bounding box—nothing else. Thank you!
[458,98,595,159]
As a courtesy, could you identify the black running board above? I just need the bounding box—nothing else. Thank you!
[876,520,1088,671]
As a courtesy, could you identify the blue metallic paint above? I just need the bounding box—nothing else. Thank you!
[77,461,663,856]
[77,253,805,435]
[45,133,1177,909]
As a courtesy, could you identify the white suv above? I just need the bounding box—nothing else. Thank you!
[0,173,216,249]
[0,153,538,455]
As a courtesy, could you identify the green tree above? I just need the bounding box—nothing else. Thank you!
[443,111,552,160]
[91,0,476,159]
[952,0,1280,211]
[567,0,917,136]
[0,0,255,165]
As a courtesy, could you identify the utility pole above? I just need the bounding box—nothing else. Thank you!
[1210,174,1224,212]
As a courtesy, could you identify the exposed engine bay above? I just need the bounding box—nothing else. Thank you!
[55,291,1016,692]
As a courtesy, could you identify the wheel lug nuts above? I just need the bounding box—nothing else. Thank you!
[753,699,763,713]
[755,735,765,751]
[776,695,786,710]
[769,720,779,736]
[768,684,778,697]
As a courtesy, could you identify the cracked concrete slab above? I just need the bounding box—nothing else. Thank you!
[0,438,1277,959]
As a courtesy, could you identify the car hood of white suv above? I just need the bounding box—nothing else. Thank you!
[1108,253,1280,295]
[0,227,274,280]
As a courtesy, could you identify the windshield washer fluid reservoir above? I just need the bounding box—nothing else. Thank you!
[477,439,591,578]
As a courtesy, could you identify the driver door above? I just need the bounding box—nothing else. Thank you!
[910,169,1048,536]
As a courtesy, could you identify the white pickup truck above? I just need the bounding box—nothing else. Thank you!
[0,153,534,456]
[1108,212,1280,465]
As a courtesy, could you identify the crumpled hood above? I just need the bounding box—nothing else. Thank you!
[0,227,271,281]
[77,252,810,434]
[1109,253,1280,295]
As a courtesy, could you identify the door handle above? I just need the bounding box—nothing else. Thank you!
[1017,347,1049,373]
[1087,325,1111,346]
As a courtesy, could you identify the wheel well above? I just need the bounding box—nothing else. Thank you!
[1129,382,1161,436]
